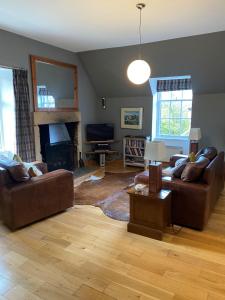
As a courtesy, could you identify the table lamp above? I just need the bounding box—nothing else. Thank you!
[144,141,166,193]
[189,128,201,154]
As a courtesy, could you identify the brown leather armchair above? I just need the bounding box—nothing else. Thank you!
[0,162,74,230]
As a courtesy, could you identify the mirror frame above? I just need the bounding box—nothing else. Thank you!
[30,55,78,112]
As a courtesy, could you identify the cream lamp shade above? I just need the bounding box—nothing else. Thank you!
[144,141,166,162]
[189,128,202,141]
[127,60,151,85]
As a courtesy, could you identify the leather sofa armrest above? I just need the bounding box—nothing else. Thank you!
[169,154,188,167]
[31,169,72,182]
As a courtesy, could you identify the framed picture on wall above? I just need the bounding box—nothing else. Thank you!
[121,107,143,129]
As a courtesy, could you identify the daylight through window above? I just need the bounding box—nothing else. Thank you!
[156,87,192,138]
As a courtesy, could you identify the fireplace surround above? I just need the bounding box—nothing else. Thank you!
[33,111,82,169]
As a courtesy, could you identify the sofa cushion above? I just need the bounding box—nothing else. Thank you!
[173,157,189,178]
[7,164,30,182]
[162,158,189,178]
[197,147,217,161]
[28,166,43,177]
[181,156,210,182]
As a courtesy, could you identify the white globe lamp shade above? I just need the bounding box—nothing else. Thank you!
[127,59,151,85]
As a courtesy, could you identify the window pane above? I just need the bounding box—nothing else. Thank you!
[160,119,170,135]
[183,89,193,100]
[171,90,182,100]
[159,91,171,100]
[170,101,181,118]
[180,119,191,136]
[0,68,16,153]
[160,101,170,118]
[169,119,180,135]
[182,101,192,118]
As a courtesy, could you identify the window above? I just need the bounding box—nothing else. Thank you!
[0,68,17,153]
[157,89,192,137]
[156,79,192,139]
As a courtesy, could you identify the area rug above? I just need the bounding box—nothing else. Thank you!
[74,172,138,221]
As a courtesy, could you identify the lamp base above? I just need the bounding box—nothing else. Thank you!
[149,162,162,193]
[190,141,199,154]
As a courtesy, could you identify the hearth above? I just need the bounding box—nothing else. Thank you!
[39,122,78,171]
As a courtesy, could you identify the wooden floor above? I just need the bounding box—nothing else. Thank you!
[1,168,225,299]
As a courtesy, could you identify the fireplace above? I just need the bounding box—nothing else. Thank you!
[39,122,78,171]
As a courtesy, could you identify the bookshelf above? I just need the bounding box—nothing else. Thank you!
[123,136,146,168]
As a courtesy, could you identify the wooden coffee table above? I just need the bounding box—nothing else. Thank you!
[127,186,171,240]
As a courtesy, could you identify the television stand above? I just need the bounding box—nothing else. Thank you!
[85,140,119,167]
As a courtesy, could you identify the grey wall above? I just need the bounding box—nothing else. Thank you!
[94,96,152,155]
[1,28,225,158]
[192,93,225,152]
[80,30,225,155]
[0,29,98,152]
[78,31,225,97]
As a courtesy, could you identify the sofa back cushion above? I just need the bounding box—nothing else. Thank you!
[196,147,217,161]
[181,156,210,182]
[202,151,224,185]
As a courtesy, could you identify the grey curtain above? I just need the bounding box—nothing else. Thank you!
[13,69,35,162]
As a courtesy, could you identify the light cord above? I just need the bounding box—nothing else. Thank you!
[138,6,142,59]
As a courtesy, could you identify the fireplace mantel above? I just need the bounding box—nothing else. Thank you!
[33,111,82,162]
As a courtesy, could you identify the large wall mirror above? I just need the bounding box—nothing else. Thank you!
[30,55,78,111]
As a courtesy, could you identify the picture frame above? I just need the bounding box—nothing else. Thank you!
[121,107,143,129]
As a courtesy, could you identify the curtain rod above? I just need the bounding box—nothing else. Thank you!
[0,64,26,71]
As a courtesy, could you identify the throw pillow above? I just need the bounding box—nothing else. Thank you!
[7,164,30,182]
[181,156,210,182]
[28,166,43,177]
[13,154,23,163]
[188,152,196,162]
[173,158,189,178]
[0,158,18,169]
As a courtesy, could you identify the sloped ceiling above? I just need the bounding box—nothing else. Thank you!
[78,31,225,97]
[0,0,225,52]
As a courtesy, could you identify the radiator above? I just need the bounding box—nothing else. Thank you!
[165,146,183,162]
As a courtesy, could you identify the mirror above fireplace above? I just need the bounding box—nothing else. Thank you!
[30,55,78,112]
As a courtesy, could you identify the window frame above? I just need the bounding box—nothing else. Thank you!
[156,90,192,140]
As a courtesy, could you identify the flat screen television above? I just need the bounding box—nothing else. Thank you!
[86,123,114,141]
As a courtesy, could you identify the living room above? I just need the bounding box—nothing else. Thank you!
[0,1,225,299]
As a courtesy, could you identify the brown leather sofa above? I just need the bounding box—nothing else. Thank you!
[0,162,74,230]
[134,149,224,230]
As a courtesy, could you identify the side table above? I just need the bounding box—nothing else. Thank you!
[127,187,171,240]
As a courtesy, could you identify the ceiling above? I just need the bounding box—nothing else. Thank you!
[0,0,225,52]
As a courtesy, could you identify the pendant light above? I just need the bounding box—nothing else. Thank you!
[127,3,151,85]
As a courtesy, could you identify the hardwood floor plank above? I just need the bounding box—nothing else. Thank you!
[0,186,225,299]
